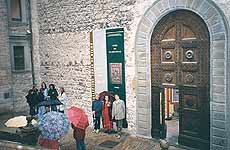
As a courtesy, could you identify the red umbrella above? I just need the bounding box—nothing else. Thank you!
[67,106,89,130]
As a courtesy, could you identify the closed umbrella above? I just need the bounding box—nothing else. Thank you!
[67,106,89,130]
[37,99,62,107]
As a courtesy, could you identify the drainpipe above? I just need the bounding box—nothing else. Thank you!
[28,0,35,85]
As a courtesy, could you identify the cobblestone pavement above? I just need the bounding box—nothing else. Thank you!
[60,128,186,150]
[0,127,187,150]
[0,114,187,150]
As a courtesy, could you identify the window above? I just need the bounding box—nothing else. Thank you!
[11,0,22,21]
[11,41,31,72]
[13,46,25,70]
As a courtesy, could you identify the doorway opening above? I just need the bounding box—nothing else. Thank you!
[162,88,179,145]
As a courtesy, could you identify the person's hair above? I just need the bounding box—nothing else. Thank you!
[32,85,37,89]
[40,88,45,93]
[60,87,65,95]
[49,84,55,89]
[28,89,33,95]
[114,94,119,97]
[41,82,47,89]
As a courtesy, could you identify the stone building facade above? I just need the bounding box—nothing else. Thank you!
[0,0,34,115]
[1,0,230,149]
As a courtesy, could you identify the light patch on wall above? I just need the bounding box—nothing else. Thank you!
[93,30,108,94]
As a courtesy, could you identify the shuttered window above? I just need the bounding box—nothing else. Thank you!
[13,46,25,70]
[11,0,22,21]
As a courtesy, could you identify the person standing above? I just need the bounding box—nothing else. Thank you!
[71,123,86,150]
[37,88,46,118]
[102,95,113,133]
[112,94,125,139]
[58,87,68,113]
[25,89,37,116]
[40,82,48,97]
[48,84,58,111]
[92,94,102,133]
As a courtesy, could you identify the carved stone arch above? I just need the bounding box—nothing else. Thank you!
[135,0,230,149]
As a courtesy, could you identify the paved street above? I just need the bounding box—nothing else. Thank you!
[60,127,186,150]
[0,123,187,150]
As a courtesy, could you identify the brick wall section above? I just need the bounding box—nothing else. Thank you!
[0,0,13,114]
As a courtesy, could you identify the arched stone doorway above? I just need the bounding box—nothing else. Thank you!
[150,10,210,149]
[135,0,229,149]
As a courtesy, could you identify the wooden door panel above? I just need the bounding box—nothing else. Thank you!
[151,86,161,138]
[151,10,210,149]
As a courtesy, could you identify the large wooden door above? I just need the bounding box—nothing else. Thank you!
[151,10,210,149]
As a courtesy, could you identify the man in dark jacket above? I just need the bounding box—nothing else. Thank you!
[26,89,37,116]
[92,94,102,133]
[71,123,86,150]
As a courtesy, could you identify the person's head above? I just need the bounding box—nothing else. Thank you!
[105,95,109,101]
[32,85,37,90]
[95,94,99,100]
[41,82,47,89]
[115,94,119,100]
[45,105,51,113]
[49,84,55,90]
[60,87,65,94]
[28,89,34,95]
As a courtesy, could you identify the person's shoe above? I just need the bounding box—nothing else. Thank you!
[96,129,99,134]
[116,135,121,139]
[108,130,112,134]
[92,129,96,133]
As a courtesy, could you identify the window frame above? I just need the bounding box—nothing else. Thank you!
[10,40,31,72]
[8,0,27,23]
[13,45,25,70]
[10,0,22,21]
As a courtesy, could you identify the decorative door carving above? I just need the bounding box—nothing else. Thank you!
[151,10,210,149]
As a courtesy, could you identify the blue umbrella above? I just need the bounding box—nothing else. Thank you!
[38,111,69,140]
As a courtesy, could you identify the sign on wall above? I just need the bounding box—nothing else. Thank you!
[106,28,126,102]
[93,28,127,127]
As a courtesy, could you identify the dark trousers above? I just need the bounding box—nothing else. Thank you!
[94,116,101,130]
[29,105,36,116]
[51,105,57,111]
[76,139,86,150]
[116,119,123,135]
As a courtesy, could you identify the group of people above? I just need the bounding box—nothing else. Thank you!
[92,93,126,139]
[25,82,68,117]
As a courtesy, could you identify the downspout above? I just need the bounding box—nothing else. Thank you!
[28,0,35,85]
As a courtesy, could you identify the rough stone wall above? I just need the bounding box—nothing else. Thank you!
[37,0,138,133]
[37,0,136,34]
[0,0,13,114]
[0,0,33,115]
[39,32,92,118]
[36,0,230,141]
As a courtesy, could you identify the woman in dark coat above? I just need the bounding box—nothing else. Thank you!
[48,84,58,111]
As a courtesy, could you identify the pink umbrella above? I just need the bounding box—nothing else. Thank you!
[67,106,89,130]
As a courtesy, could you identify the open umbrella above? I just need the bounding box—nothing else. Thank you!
[38,111,69,140]
[67,106,89,130]
[37,99,62,107]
